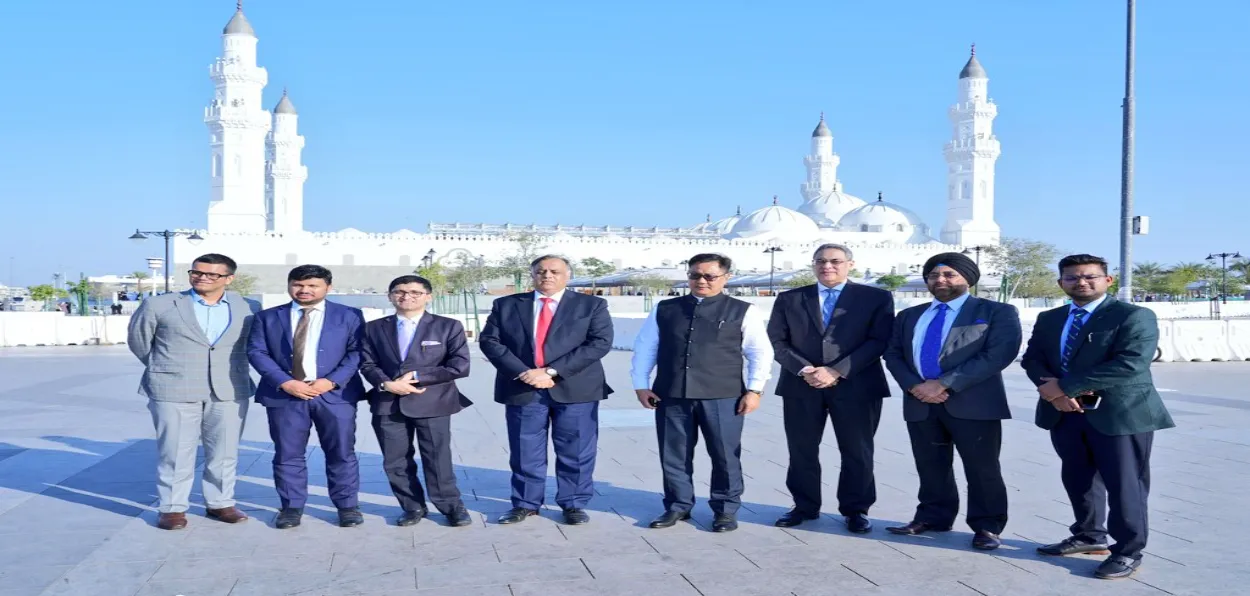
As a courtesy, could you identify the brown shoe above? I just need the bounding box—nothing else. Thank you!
[206,507,249,524]
[157,512,188,530]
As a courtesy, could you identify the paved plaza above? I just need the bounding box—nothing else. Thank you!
[0,345,1247,596]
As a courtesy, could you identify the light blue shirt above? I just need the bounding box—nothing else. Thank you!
[912,292,972,369]
[818,281,847,317]
[1060,294,1108,360]
[188,290,231,345]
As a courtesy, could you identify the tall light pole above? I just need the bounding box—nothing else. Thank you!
[1206,252,1242,304]
[128,229,204,293]
[1117,0,1136,301]
[763,246,783,295]
[962,245,984,296]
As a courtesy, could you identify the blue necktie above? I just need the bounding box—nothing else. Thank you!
[822,288,838,327]
[397,318,417,360]
[1061,308,1088,374]
[919,303,949,380]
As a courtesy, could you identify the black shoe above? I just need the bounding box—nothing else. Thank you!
[712,514,738,533]
[338,507,364,528]
[885,520,951,535]
[1095,555,1141,579]
[446,505,473,527]
[846,513,873,534]
[775,509,820,528]
[972,530,1001,550]
[397,508,426,527]
[562,508,590,525]
[648,510,691,529]
[1037,536,1112,556]
[275,507,303,529]
[497,507,538,525]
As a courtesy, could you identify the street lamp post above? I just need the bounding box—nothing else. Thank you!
[763,246,783,296]
[128,229,204,293]
[1206,252,1242,304]
[1118,0,1137,301]
[962,245,984,296]
[421,248,436,268]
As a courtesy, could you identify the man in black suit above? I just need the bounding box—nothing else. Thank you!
[883,252,1021,550]
[479,255,613,526]
[360,275,473,528]
[767,243,894,533]
[1022,254,1174,580]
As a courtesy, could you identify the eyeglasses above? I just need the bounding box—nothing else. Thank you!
[188,270,229,280]
[1061,275,1106,283]
[532,269,564,276]
[925,272,963,281]
[813,259,849,267]
[389,290,430,298]
[688,273,726,282]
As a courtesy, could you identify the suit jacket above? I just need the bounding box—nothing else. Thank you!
[479,291,613,405]
[247,300,367,408]
[884,296,1022,422]
[768,282,894,400]
[127,290,260,402]
[359,313,473,418]
[1021,297,1175,436]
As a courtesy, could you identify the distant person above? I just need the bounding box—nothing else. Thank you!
[359,275,473,527]
[126,254,259,530]
[883,253,1021,550]
[247,265,367,530]
[1021,254,1174,580]
[479,255,613,526]
[633,253,774,533]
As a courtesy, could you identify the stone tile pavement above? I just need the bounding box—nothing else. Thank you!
[1,345,1247,595]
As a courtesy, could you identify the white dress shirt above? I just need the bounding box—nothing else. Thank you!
[533,289,566,345]
[290,300,326,381]
[911,291,972,370]
[630,297,774,393]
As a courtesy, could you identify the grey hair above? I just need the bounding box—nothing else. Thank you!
[530,254,572,273]
[812,243,854,261]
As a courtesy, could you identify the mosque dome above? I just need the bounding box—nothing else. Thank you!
[836,193,931,242]
[708,207,743,235]
[223,6,255,36]
[726,197,821,241]
[798,190,867,227]
[274,91,297,115]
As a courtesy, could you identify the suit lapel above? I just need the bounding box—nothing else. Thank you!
[902,306,922,371]
[378,315,402,364]
[174,292,211,346]
[824,283,854,338]
[515,293,536,353]
[801,285,823,330]
[939,296,980,361]
[277,303,294,352]
[402,314,433,367]
[1069,296,1115,362]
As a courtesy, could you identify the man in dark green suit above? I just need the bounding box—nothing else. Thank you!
[1021,254,1174,580]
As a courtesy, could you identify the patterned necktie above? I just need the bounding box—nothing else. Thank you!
[397,317,417,361]
[534,297,554,367]
[822,288,838,328]
[291,307,313,381]
[1061,308,1088,374]
[919,303,949,380]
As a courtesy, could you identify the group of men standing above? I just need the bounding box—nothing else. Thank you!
[128,244,1172,580]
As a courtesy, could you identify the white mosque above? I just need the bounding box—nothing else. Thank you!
[174,4,1003,291]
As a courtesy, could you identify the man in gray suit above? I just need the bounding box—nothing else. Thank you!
[883,252,1022,550]
[127,254,261,530]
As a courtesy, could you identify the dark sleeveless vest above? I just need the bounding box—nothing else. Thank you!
[652,293,750,399]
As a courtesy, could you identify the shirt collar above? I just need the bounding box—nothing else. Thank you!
[817,281,847,293]
[188,289,228,306]
[1070,294,1108,314]
[291,300,327,312]
[535,289,566,303]
[930,291,972,312]
[396,311,425,324]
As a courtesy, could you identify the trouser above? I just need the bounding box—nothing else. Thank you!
[906,405,1008,534]
[267,397,360,509]
[505,392,599,510]
[148,398,249,514]
[372,411,462,514]
[656,396,745,516]
[782,393,882,516]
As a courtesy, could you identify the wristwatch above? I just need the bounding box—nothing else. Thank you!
[545,368,558,377]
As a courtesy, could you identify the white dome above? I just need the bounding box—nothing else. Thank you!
[798,190,867,227]
[709,208,742,235]
[835,194,933,243]
[726,198,821,241]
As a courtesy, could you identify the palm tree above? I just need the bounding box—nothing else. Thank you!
[132,271,149,297]
[1132,261,1165,296]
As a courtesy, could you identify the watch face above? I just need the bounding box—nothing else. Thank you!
[546,368,557,376]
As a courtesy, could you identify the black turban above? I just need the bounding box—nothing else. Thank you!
[923,252,980,286]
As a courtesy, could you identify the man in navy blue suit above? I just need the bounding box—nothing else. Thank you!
[247,265,367,529]
[479,255,613,526]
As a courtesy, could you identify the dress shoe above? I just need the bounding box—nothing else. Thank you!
[338,507,365,527]
[1095,555,1141,579]
[1036,536,1111,556]
[397,508,427,527]
[446,504,473,527]
[206,507,248,524]
[885,520,951,535]
[562,508,590,525]
[774,509,819,528]
[648,510,691,529]
[712,514,738,533]
[497,507,538,525]
[972,530,1001,550]
[845,513,873,534]
[275,507,303,529]
[157,512,187,530]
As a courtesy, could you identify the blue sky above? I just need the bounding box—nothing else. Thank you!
[0,0,1246,286]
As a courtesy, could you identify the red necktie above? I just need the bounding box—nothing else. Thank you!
[534,297,554,367]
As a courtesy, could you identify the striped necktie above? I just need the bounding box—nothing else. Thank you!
[1061,308,1088,374]
[822,288,838,327]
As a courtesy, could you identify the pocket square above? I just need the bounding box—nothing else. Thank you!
[420,340,441,346]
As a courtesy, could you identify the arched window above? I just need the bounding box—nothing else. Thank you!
[860,224,869,232]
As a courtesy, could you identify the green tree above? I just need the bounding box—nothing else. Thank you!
[29,284,55,302]
[784,272,816,288]
[580,257,616,278]
[496,232,548,291]
[985,238,1064,300]
[1132,261,1166,296]
[132,271,149,296]
[68,277,91,315]
[628,273,673,296]
[230,272,259,296]
[413,262,449,293]
[1160,262,1206,297]
[875,274,908,292]
[445,253,496,293]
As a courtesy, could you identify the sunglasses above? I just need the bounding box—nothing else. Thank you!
[687,273,726,282]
